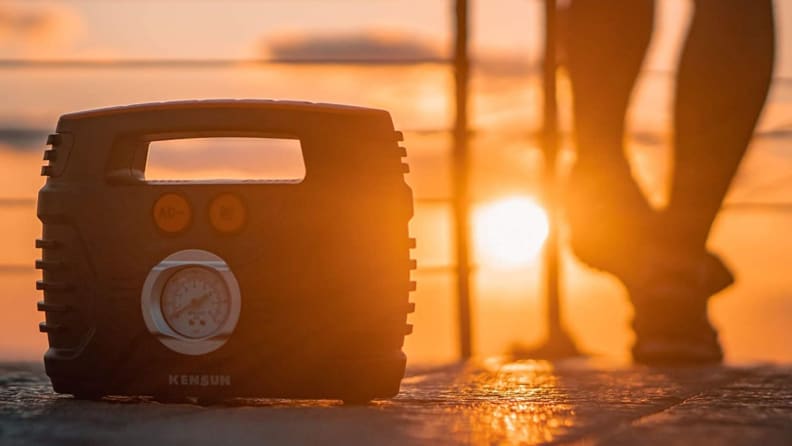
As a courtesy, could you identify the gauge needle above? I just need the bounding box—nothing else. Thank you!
[171,293,210,318]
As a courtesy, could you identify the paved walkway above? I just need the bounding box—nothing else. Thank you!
[1,359,790,445]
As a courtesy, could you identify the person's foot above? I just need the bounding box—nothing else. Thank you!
[565,159,734,364]
[629,256,731,365]
[631,298,723,365]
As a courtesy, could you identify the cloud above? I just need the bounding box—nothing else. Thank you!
[0,128,48,151]
[262,30,444,62]
[261,30,539,78]
[0,2,80,55]
[0,8,55,37]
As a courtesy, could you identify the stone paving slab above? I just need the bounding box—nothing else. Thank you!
[1,359,790,445]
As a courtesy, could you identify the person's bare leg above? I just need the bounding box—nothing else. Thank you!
[564,0,656,278]
[667,0,775,252]
[631,0,775,364]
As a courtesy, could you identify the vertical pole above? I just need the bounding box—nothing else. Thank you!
[518,0,580,358]
[542,0,563,339]
[453,0,473,359]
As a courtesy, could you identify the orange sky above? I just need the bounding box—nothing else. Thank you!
[1,0,791,75]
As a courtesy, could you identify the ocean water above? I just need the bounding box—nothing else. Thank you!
[0,65,790,364]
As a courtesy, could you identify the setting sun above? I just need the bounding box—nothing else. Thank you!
[473,196,550,268]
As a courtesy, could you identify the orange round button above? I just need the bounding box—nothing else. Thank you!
[209,193,246,233]
[153,193,191,233]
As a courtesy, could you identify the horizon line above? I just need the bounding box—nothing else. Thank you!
[0,58,455,69]
[1,59,790,84]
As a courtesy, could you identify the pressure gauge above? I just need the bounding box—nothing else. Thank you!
[142,250,241,355]
[160,266,231,339]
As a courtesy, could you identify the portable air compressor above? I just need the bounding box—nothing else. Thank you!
[36,100,416,403]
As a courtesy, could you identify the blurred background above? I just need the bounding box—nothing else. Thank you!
[1,0,790,364]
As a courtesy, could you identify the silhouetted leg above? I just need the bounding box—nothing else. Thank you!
[631,0,775,364]
[564,0,657,279]
[666,0,775,252]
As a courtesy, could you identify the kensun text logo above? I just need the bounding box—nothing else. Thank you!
[168,374,232,386]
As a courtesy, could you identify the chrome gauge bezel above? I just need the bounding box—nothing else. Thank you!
[141,249,241,355]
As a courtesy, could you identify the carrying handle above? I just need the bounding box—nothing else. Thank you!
[100,103,314,183]
[57,100,389,183]
[108,131,303,183]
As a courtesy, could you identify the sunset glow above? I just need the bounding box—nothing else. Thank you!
[473,196,549,268]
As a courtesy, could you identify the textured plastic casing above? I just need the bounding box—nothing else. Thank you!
[36,100,415,402]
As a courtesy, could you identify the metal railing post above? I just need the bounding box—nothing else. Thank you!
[542,0,564,345]
[453,0,473,359]
[517,0,582,359]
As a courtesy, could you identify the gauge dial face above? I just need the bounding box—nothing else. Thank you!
[160,266,231,339]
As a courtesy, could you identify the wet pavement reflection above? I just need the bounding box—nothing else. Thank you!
[392,360,575,444]
[2,359,791,445]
